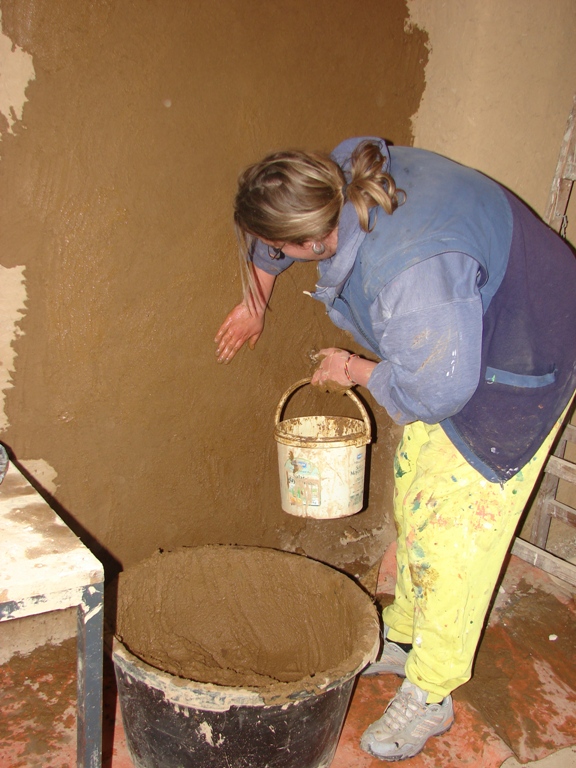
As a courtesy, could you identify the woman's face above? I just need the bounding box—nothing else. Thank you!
[263,228,339,262]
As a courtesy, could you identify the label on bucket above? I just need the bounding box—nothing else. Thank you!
[284,458,321,507]
[349,453,365,507]
[277,442,367,518]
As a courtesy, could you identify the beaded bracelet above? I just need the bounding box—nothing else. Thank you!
[344,354,359,385]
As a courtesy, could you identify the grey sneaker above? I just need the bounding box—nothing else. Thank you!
[360,679,454,761]
[362,625,408,677]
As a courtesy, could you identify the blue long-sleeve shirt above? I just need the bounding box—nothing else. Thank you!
[252,202,483,425]
[365,252,482,424]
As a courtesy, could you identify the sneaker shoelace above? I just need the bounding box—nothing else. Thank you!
[379,690,425,734]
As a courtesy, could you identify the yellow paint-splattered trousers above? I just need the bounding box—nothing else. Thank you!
[381,410,569,703]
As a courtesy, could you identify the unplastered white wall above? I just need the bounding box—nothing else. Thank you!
[408,0,576,243]
[407,0,576,525]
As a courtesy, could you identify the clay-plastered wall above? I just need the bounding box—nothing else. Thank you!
[0,0,424,584]
[0,0,574,584]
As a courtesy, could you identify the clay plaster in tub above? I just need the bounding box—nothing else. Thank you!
[112,633,375,712]
[114,546,380,708]
[113,638,268,712]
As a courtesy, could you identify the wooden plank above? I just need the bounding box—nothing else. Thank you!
[545,455,576,484]
[512,538,576,587]
[547,498,576,526]
[529,471,559,547]
[544,93,576,230]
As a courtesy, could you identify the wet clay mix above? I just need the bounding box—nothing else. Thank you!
[115,545,379,697]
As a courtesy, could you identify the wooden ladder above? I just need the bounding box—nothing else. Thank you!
[511,93,576,586]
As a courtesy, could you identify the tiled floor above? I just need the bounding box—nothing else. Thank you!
[1,551,575,768]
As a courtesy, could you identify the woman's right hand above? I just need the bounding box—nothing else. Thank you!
[215,303,265,364]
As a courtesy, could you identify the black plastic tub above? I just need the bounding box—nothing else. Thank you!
[112,545,380,768]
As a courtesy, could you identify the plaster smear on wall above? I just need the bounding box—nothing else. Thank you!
[0,11,35,136]
[18,459,59,495]
[0,17,34,433]
[0,265,27,431]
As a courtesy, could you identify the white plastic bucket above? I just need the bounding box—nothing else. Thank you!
[274,378,372,519]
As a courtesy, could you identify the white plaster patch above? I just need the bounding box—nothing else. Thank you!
[18,459,58,495]
[197,721,214,746]
[0,11,35,137]
[0,265,27,431]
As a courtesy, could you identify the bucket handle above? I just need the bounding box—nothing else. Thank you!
[274,378,372,442]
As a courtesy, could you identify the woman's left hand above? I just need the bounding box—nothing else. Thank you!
[311,348,354,388]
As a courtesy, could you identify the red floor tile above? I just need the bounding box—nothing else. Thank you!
[459,556,576,764]
[0,637,77,768]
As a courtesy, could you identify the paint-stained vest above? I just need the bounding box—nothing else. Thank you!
[330,147,576,482]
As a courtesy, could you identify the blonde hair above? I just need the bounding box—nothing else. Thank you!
[346,140,403,229]
[234,140,404,304]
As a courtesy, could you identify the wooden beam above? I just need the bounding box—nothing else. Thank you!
[512,538,576,587]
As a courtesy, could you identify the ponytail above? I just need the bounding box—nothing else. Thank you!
[345,140,405,231]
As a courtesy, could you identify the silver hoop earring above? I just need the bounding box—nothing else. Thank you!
[312,242,326,256]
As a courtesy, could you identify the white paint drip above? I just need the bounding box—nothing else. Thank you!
[84,602,103,623]
[197,721,214,746]
[0,11,35,137]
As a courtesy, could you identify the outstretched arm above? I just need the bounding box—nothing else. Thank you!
[215,266,276,364]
